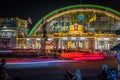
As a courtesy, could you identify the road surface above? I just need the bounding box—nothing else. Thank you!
[4,55,118,80]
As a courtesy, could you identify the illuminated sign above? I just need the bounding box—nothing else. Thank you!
[74,24,78,30]
[78,14,84,20]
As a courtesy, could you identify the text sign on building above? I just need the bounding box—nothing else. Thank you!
[74,24,78,30]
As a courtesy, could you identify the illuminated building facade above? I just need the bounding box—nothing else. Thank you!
[28,4,120,51]
[0,17,28,49]
[1,4,120,52]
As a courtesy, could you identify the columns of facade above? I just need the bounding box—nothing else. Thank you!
[94,38,98,50]
[61,40,64,52]
[104,40,108,50]
[61,40,63,49]
[26,39,30,49]
[41,38,46,53]
[76,40,79,49]
[79,40,80,48]
[88,38,94,50]
[85,39,87,50]
[97,39,100,50]
[62,40,65,49]
[58,39,61,49]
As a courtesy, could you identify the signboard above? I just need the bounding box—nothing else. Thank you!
[78,14,84,21]
[74,24,78,30]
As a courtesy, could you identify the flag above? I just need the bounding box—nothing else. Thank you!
[28,17,32,24]
[88,13,96,23]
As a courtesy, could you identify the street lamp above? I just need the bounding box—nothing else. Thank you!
[41,22,48,56]
[41,34,48,57]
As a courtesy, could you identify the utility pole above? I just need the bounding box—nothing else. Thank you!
[41,22,48,56]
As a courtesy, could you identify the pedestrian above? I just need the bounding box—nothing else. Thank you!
[107,68,117,80]
[0,59,11,80]
[0,69,11,80]
[62,70,75,80]
[98,69,108,80]
[102,64,109,72]
[74,69,82,80]
[0,59,6,70]
[98,64,109,80]
[113,51,118,58]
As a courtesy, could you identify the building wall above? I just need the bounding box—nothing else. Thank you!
[0,17,28,49]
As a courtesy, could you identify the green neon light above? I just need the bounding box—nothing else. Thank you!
[29,4,120,35]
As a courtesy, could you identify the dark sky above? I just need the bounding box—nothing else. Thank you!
[0,0,120,28]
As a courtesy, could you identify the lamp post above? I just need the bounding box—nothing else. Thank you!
[41,34,47,53]
[41,22,48,56]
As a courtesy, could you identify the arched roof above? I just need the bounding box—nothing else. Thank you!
[29,4,120,35]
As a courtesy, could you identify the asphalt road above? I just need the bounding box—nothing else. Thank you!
[4,55,118,80]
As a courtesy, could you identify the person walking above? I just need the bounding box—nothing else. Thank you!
[63,70,75,80]
[0,59,11,80]
[98,64,109,80]
[74,69,82,80]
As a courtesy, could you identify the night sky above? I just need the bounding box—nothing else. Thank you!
[0,0,120,29]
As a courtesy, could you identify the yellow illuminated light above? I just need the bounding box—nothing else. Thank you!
[47,8,120,22]
[30,4,120,35]
[68,41,72,47]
